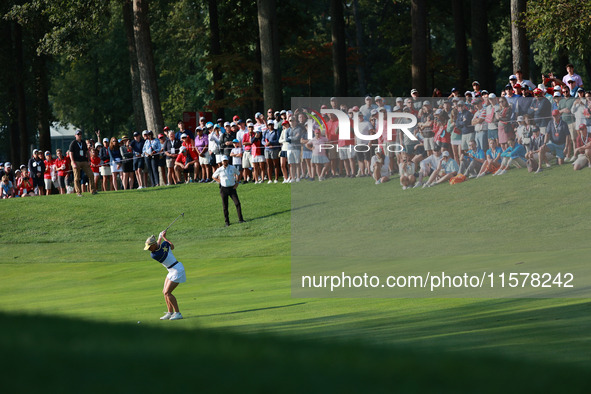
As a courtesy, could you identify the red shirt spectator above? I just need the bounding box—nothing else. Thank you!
[175,148,197,165]
[242,131,254,152]
[43,158,54,180]
[17,171,34,196]
[55,156,68,177]
[90,155,101,173]
[251,134,263,157]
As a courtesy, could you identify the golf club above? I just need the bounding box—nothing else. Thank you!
[164,212,184,232]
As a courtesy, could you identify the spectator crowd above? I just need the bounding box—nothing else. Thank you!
[1,64,590,198]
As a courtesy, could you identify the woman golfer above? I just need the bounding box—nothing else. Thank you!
[144,230,185,320]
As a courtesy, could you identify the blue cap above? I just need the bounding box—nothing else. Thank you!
[232,139,239,143]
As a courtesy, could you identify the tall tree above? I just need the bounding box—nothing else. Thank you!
[351,0,366,95]
[10,22,28,164]
[452,0,468,90]
[510,0,529,77]
[471,0,494,89]
[208,0,224,119]
[33,53,51,153]
[330,0,347,96]
[133,0,163,133]
[123,0,146,132]
[410,0,427,95]
[257,0,282,111]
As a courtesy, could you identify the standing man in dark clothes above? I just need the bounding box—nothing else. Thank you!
[68,130,97,196]
[212,156,245,227]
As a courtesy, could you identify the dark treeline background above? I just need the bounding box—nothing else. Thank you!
[1,0,590,164]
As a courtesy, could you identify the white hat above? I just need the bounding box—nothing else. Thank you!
[374,95,383,101]
[180,146,187,153]
[181,133,188,138]
[230,122,237,127]
[488,93,497,98]
[509,74,517,80]
[423,100,431,106]
[247,123,254,127]
[442,151,450,157]
[103,138,109,142]
[144,235,156,250]
[221,155,229,161]
[396,97,403,102]
[517,116,524,122]
[370,109,378,115]
[224,122,230,127]
[537,84,546,92]
[4,162,11,167]
[410,89,418,94]
[553,91,562,97]
[95,142,101,148]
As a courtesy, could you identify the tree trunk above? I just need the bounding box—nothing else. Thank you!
[257,0,282,111]
[471,0,494,90]
[34,53,51,153]
[452,0,468,90]
[411,0,427,95]
[123,0,146,132]
[330,0,348,96]
[351,0,366,95]
[208,0,224,120]
[510,0,529,77]
[133,0,163,134]
[253,38,263,114]
[10,22,27,164]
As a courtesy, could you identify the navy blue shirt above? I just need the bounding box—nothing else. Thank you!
[456,109,474,135]
[150,241,177,268]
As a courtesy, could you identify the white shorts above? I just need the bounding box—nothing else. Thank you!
[287,150,301,164]
[199,153,211,165]
[99,165,112,176]
[167,262,186,283]
[44,179,54,189]
[242,151,253,168]
[252,155,266,163]
[216,154,223,164]
[423,137,435,151]
[111,163,122,173]
[338,146,355,160]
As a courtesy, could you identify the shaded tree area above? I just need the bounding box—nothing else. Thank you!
[2,0,591,164]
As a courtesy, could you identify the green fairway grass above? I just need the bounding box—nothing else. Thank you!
[1,166,590,392]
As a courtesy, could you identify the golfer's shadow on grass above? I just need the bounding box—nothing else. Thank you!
[248,202,324,222]
[188,302,306,318]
